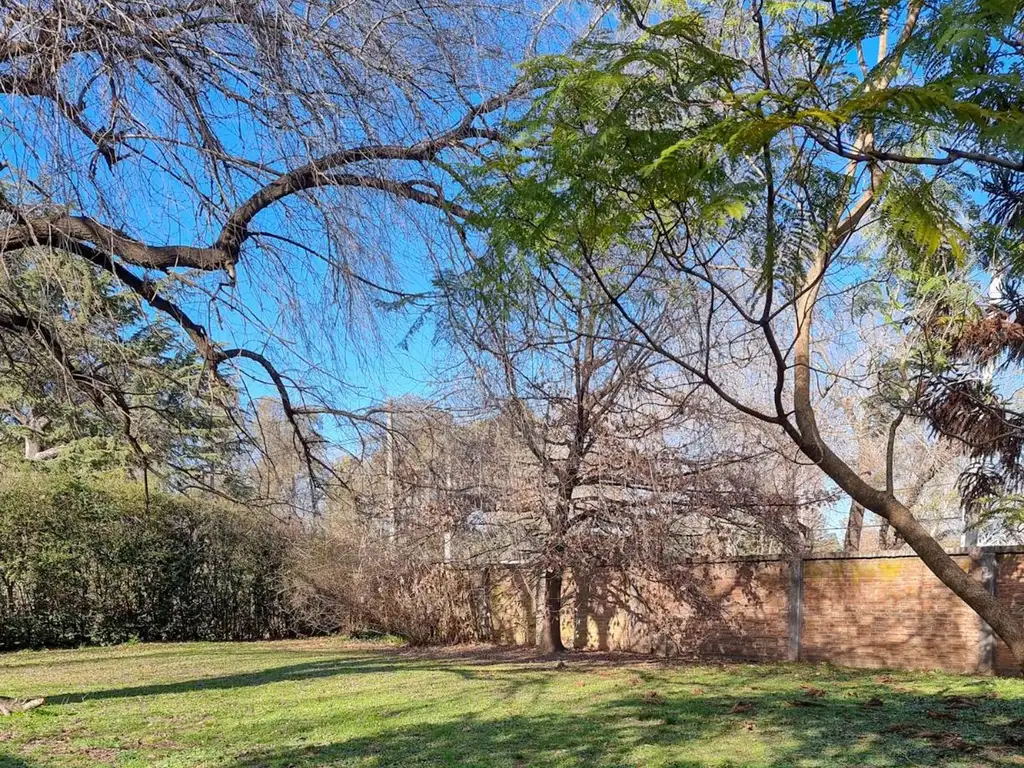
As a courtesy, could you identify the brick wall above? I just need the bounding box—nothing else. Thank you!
[995,553,1024,675]
[484,547,1024,676]
[800,556,983,673]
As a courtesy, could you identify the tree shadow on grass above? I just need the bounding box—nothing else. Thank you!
[48,656,419,703]
[226,687,1024,768]
[35,644,835,706]
[0,648,198,669]
[0,755,40,768]
[45,648,608,704]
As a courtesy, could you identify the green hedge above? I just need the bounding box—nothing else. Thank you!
[0,472,294,649]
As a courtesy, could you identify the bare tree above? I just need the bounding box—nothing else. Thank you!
[445,258,655,651]
[441,251,815,651]
[0,0,533,494]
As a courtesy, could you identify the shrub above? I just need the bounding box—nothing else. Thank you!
[0,471,295,649]
[286,531,486,646]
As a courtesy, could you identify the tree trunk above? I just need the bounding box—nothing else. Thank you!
[792,427,1024,668]
[844,499,865,552]
[878,520,904,550]
[24,435,41,460]
[878,519,892,550]
[883,498,1024,664]
[539,569,565,653]
[573,567,591,650]
[792,173,1024,670]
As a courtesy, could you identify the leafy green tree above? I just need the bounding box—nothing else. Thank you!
[478,0,1024,665]
[0,246,238,487]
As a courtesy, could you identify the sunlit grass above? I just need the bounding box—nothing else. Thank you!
[1,639,1022,767]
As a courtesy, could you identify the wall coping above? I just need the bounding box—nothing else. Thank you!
[477,545,1024,569]
[668,545,1024,566]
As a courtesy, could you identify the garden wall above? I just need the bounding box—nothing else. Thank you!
[483,547,1024,676]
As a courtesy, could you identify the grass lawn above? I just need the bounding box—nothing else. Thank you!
[0,639,1023,767]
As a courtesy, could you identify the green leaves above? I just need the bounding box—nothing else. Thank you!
[474,10,761,280]
[0,469,292,649]
[876,171,972,271]
[475,0,1024,336]
[0,246,232,478]
[804,0,897,45]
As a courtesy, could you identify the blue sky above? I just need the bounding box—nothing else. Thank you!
[0,1,615,443]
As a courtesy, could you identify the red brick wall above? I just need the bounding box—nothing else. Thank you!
[994,554,1024,675]
[490,562,792,661]
[486,550,1024,675]
[489,568,539,646]
[800,556,983,673]
[606,562,791,661]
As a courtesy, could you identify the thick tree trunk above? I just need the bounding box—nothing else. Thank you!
[538,570,565,654]
[885,495,1023,662]
[794,225,1024,669]
[796,418,1024,668]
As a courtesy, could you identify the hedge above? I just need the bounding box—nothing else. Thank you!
[0,472,295,649]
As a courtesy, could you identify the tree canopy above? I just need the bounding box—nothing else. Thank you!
[473,0,1024,660]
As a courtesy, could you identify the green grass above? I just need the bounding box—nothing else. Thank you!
[1,639,1023,767]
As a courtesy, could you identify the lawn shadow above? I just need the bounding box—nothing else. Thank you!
[48,656,415,703]
[226,685,1024,767]
[45,647,640,704]
[28,646,1024,766]
[0,649,199,670]
[0,753,43,768]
